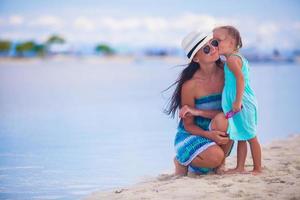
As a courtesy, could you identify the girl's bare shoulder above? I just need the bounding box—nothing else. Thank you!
[227,55,242,68]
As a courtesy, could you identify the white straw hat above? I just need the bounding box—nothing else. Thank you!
[181,30,213,61]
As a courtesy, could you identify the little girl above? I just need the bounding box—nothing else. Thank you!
[181,26,262,174]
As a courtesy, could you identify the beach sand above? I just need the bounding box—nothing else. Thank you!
[85,134,300,200]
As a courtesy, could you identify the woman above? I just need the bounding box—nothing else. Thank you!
[165,30,233,175]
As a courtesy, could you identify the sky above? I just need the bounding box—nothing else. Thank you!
[0,0,300,51]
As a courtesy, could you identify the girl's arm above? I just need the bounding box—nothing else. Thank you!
[179,105,221,119]
[180,81,228,144]
[226,55,244,112]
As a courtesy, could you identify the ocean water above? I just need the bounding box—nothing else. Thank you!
[0,58,299,200]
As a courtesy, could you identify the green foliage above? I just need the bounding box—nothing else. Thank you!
[15,41,45,56]
[16,41,35,54]
[0,40,12,52]
[33,44,46,56]
[46,35,65,44]
[95,44,115,55]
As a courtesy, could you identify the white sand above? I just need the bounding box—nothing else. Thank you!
[86,135,300,200]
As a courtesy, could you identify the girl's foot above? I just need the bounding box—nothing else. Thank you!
[250,168,262,175]
[174,158,188,176]
[225,167,249,174]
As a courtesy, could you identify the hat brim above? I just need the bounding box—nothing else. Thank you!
[188,32,214,62]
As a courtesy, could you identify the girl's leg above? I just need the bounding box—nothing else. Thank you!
[174,157,188,176]
[236,141,247,171]
[248,136,262,174]
[226,141,248,174]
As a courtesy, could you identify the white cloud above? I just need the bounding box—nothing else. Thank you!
[169,13,235,32]
[1,13,299,50]
[73,16,95,32]
[85,14,236,45]
[171,14,216,31]
[9,15,24,25]
[0,31,35,41]
[143,17,168,31]
[29,15,63,28]
[257,23,279,37]
[98,17,142,31]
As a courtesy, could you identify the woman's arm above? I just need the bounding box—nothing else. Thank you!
[181,81,229,144]
[179,105,221,119]
[227,56,244,112]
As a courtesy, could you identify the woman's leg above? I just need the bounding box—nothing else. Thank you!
[190,145,224,168]
[174,113,227,175]
[174,157,188,176]
[248,136,262,174]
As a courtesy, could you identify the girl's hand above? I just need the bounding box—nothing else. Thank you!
[210,130,229,145]
[232,101,242,112]
[179,105,193,118]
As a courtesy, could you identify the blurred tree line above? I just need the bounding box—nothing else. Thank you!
[0,34,115,57]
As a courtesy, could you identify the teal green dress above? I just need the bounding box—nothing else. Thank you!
[222,53,258,141]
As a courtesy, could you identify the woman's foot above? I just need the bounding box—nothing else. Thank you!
[215,164,226,175]
[225,167,249,174]
[174,158,188,176]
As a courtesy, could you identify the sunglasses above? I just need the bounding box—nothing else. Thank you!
[202,39,219,54]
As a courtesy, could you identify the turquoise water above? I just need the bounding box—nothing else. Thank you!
[0,58,299,200]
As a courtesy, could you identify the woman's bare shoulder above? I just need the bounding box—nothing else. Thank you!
[217,65,225,76]
[182,79,197,92]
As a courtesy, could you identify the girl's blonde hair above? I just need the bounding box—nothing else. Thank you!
[214,25,243,50]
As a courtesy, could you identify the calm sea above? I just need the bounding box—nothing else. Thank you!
[0,57,299,200]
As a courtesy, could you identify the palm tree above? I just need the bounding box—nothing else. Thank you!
[46,35,65,44]
[95,44,115,55]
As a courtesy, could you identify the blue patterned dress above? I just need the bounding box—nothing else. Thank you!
[174,93,225,174]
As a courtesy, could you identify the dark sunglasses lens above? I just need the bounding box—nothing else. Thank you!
[203,46,210,54]
[211,40,218,47]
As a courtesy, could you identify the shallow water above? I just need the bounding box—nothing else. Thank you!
[0,58,299,200]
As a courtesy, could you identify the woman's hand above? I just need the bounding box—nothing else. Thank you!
[210,130,229,145]
[232,101,242,112]
[179,105,199,118]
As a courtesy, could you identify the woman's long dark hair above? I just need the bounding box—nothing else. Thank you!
[164,58,223,118]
